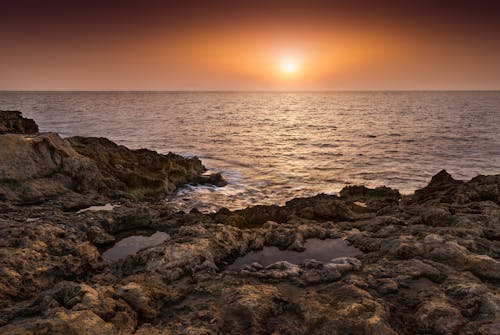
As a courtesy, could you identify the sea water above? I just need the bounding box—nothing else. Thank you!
[1,91,499,211]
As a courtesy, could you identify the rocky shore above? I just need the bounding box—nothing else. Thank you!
[0,112,499,334]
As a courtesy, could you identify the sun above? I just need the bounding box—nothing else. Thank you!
[280,58,300,75]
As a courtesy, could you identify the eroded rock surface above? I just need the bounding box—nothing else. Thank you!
[0,113,498,335]
[67,136,206,200]
[0,168,499,335]
[0,111,222,207]
[0,111,38,135]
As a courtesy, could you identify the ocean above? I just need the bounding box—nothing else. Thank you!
[1,91,499,211]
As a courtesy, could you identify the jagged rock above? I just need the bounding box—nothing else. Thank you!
[0,111,38,135]
[239,257,361,285]
[0,132,210,204]
[134,324,173,335]
[222,284,284,334]
[194,172,228,187]
[76,242,101,269]
[411,169,500,205]
[340,184,401,212]
[103,207,154,234]
[86,226,115,246]
[0,133,103,204]
[116,282,156,320]
[68,136,206,199]
[0,309,117,335]
[415,300,465,334]
[1,130,499,335]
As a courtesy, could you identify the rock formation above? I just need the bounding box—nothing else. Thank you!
[0,112,498,334]
[0,111,38,134]
[0,111,222,208]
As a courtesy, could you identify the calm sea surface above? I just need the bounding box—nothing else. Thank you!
[1,91,499,211]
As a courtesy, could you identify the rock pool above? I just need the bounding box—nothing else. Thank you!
[227,238,361,270]
[102,231,170,261]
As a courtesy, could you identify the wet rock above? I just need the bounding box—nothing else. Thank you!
[446,282,500,319]
[301,285,398,335]
[380,235,424,259]
[264,222,296,248]
[430,169,462,186]
[467,175,500,204]
[465,254,500,282]
[288,233,305,251]
[340,184,400,199]
[239,257,361,285]
[194,172,228,187]
[411,169,500,205]
[328,256,362,270]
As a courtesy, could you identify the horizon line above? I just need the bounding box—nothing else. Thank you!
[1,89,499,93]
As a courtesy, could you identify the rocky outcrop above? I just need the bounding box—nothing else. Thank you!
[411,169,500,205]
[0,132,205,205]
[0,113,498,335]
[0,111,38,135]
[67,136,206,199]
[0,169,499,334]
[0,133,106,205]
[0,130,222,207]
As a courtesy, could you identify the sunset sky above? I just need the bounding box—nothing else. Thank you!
[1,0,499,91]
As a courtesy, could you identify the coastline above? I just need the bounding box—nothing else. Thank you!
[0,112,499,334]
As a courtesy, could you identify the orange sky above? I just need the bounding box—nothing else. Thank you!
[1,0,499,90]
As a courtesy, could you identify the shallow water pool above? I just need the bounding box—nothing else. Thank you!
[227,238,361,270]
[102,231,170,261]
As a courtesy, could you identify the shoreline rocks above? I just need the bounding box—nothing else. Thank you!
[0,111,38,135]
[0,111,225,208]
[0,112,499,334]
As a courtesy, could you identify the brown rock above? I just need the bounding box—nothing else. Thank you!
[116,282,157,320]
[0,132,209,204]
[0,111,38,135]
[415,300,465,334]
